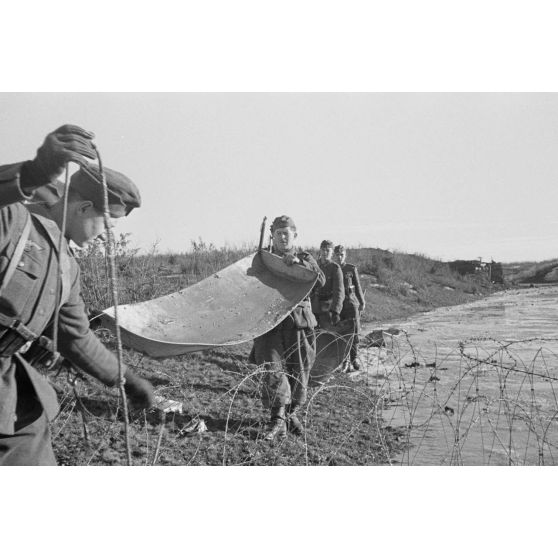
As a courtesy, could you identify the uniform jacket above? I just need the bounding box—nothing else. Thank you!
[340,262,365,309]
[312,260,344,316]
[0,162,126,435]
[273,247,325,330]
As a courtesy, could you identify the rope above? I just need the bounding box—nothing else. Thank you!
[51,163,72,354]
[94,145,133,466]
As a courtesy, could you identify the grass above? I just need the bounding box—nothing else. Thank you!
[47,236,507,466]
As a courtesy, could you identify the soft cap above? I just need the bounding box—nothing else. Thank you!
[270,215,296,232]
[33,164,141,218]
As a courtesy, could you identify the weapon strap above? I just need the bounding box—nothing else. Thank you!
[0,212,31,299]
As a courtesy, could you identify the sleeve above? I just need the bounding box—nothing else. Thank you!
[56,263,124,387]
[298,252,326,287]
[0,164,35,260]
[331,263,345,315]
[353,265,365,306]
[0,163,34,209]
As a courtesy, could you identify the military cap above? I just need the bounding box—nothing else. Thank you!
[320,239,334,249]
[32,164,141,218]
[270,215,296,232]
[334,244,346,254]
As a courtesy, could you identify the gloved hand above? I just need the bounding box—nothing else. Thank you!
[283,253,301,266]
[21,124,96,190]
[331,312,340,325]
[359,303,365,314]
[123,370,155,410]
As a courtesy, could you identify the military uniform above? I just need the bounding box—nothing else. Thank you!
[0,161,146,465]
[339,262,365,364]
[312,259,344,328]
[252,247,325,410]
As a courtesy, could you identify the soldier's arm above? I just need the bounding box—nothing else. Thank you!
[353,265,365,307]
[0,164,38,261]
[331,263,345,315]
[299,252,326,287]
[0,163,35,210]
[56,264,126,387]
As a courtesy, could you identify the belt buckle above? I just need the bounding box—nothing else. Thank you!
[18,340,33,354]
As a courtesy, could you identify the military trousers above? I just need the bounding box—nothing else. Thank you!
[0,362,57,466]
[0,412,56,466]
[253,322,317,409]
[340,304,361,362]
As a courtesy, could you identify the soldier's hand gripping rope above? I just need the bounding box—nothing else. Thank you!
[20,125,97,189]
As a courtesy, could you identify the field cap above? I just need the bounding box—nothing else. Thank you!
[72,164,141,217]
[334,244,346,254]
[271,215,296,232]
[320,239,334,249]
[34,164,141,217]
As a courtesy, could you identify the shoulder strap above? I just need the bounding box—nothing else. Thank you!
[0,212,31,298]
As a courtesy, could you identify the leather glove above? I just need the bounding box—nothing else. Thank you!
[21,124,96,189]
[283,253,300,266]
[123,370,155,410]
[331,312,341,325]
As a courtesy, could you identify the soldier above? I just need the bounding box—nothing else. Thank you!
[333,245,366,371]
[252,216,325,441]
[0,124,154,465]
[312,239,344,328]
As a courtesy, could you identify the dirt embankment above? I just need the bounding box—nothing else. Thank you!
[49,247,504,466]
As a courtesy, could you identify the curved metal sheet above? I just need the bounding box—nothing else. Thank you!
[309,319,355,388]
[100,251,318,358]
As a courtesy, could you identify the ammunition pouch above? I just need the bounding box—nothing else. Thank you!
[21,335,63,371]
[0,317,38,357]
[291,301,317,330]
[0,314,62,370]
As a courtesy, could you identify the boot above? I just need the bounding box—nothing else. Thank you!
[264,406,287,441]
[350,343,360,370]
[287,404,304,436]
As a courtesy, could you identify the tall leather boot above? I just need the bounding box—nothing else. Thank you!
[287,404,304,436]
[264,406,287,441]
[350,342,360,370]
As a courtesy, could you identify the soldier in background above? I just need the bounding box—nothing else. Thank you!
[334,245,366,371]
[312,239,344,328]
[251,216,325,441]
[0,125,154,465]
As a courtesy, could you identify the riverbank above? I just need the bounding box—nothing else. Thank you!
[49,246,504,465]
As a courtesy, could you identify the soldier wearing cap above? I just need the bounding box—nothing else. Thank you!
[251,215,325,441]
[333,245,366,370]
[0,124,154,465]
[312,239,344,328]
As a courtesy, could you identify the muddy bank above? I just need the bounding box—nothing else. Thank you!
[359,272,505,325]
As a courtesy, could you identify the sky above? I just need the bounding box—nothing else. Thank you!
[2,92,558,263]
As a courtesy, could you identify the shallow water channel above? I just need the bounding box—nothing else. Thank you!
[359,286,558,465]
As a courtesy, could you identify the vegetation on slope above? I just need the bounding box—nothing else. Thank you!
[46,236,503,466]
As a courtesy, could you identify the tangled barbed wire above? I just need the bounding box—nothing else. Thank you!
[48,326,558,466]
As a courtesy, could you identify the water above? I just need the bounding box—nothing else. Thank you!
[359,286,558,465]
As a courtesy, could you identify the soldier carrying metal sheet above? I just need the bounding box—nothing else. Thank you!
[251,216,325,441]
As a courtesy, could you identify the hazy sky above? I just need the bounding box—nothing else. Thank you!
[2,92,558,263]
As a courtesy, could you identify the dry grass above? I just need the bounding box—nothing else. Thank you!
[51,235,508,466]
